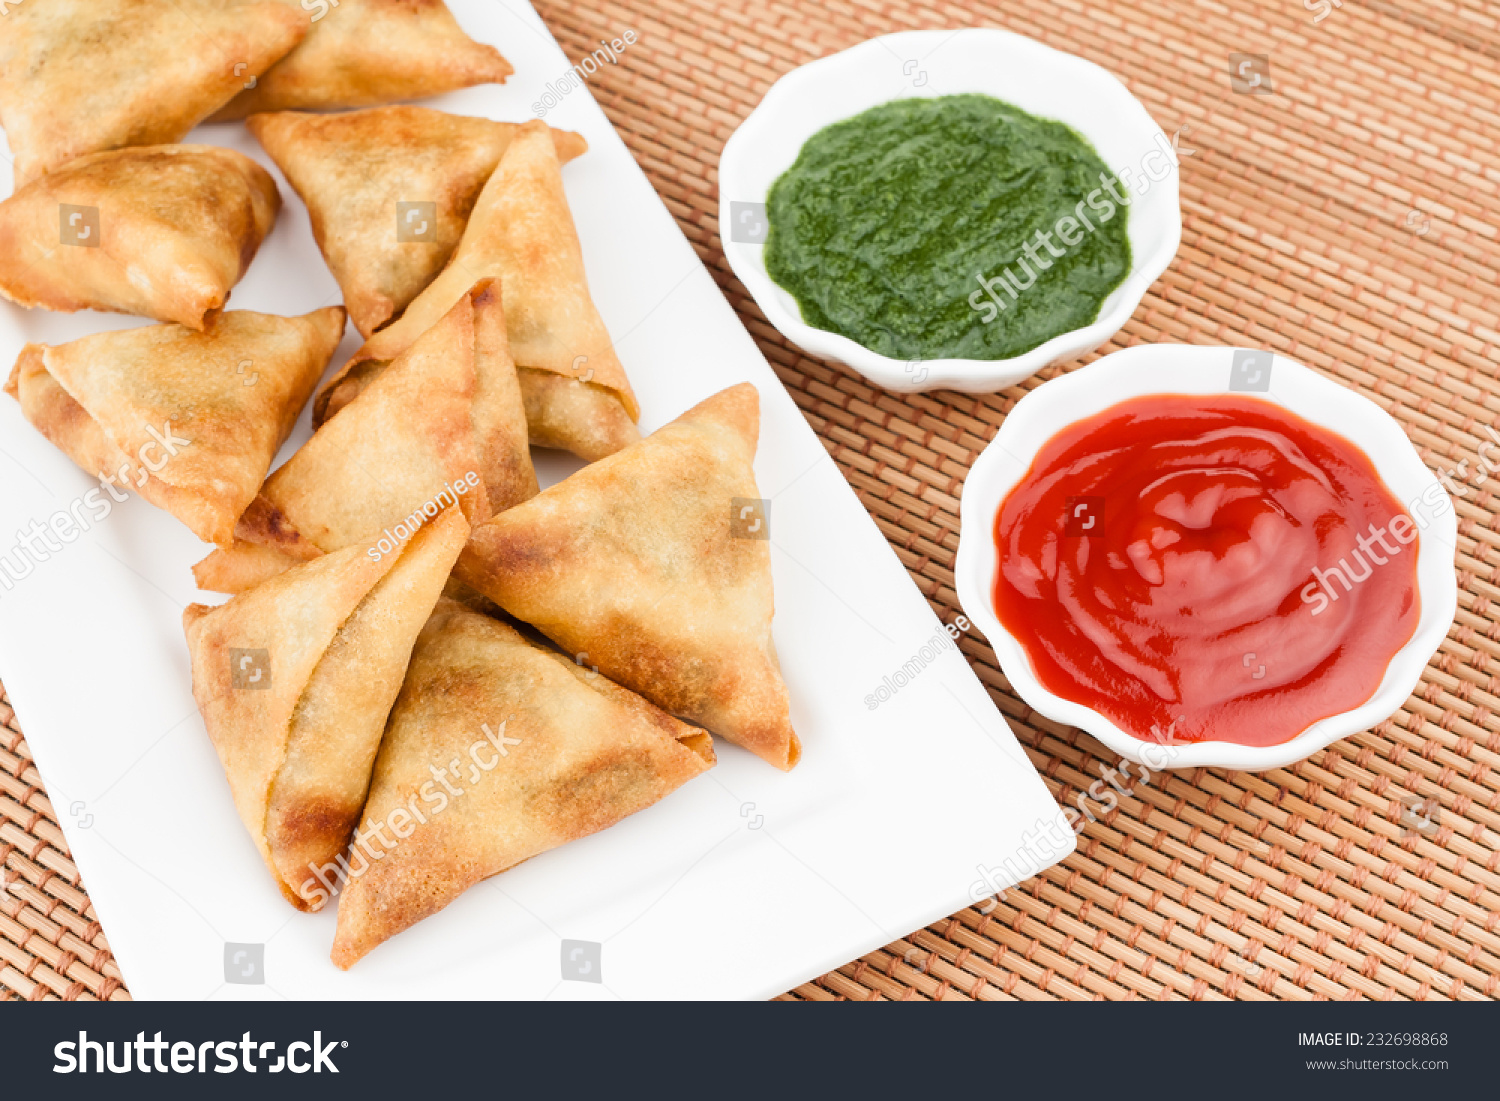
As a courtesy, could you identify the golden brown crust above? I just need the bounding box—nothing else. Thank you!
[0,145,281,330]
[314,121,639,462]
[246,107,587,337]
[235,495,328,559]
[6,348,127,495]
[329,604,713,968]
[192,539,310,596]
[7,308,345,547]
[456,383,801,770]
[518,368,642,461]
[191,497,326,594]
[469,281,544,510]
[184,508,469,911]
[193,281,536,592]
[212,0,513,120]
[263,291,494,551]
[0,0,307,183]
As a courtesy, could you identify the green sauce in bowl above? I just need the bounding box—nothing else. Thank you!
[763,94,1132,363]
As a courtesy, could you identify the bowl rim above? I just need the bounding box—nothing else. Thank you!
[953,344,1459,771]
[718,27,1184,393]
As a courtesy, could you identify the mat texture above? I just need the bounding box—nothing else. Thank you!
[4,0,1499,1000]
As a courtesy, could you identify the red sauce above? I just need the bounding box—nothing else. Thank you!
[992,395,1420,747]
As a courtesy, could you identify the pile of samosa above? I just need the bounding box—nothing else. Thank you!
[1,2,798,971]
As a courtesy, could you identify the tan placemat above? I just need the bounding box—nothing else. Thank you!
[4,0,1499,1000]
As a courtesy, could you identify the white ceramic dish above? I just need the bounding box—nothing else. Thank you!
[0,1,1073,1000]
[954,345,1458,771]
[718,28,1183,394]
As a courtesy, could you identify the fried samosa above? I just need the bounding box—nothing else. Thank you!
[212,0,513,120]
[0,145,280,330]
[329,602,715,968]
[5,307,345,547]
[456,383,801,770]
[193,280,535,593]
[315,120,639,462]
[247,107,587,338]
[0,0,306,183]
[185,507,470,912]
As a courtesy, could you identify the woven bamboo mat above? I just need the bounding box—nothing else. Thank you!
[4,0,1500,1001]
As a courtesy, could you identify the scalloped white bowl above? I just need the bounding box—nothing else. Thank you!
[718,28,1183,393]
[954,345,1459,771]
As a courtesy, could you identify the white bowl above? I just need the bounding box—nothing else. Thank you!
[718,28,1183,394]
[954,345,1459,771]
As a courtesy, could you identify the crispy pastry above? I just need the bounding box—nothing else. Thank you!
[329,602,714,968]
[315,120,639,462]
[193,280,535,593]
[212,0,513,120]
[0,145,280,330]
[456,383,801,770]
[5,308,345,547]
[184,508,470,912]
[0,0,306,183]
[247,107,587,338]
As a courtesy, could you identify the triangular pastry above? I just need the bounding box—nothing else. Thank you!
[193,280,535,592]
[0,145,280,330]
[315,120,639,462]
[456,383,800,770]
[247,107,586,338]
[329,601,714,968]
[184,508,469,911]
[0,0,306,183]
[5,307,345,547]
[212,0,512,120]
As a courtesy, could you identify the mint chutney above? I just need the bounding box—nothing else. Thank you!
[763,94,1132,362]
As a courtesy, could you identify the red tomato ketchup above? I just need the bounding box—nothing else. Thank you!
[992,395,1421,747]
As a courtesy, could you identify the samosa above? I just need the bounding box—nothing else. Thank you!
[247,107,587,338]
[0,0,306,183]
[330,602,715,968]
[5,307,345,547]
[193,280,535,593]
[315,120,639,462]
[212,0,512,120]
[0,145,280,330]
[185,508,470,911]
[456,383,800,770]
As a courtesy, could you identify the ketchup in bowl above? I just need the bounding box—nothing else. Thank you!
[992,395,1421,748]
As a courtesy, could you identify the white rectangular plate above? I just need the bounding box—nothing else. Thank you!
[0,0,1072,999]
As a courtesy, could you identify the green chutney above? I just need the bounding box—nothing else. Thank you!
[763,94,1132,362]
